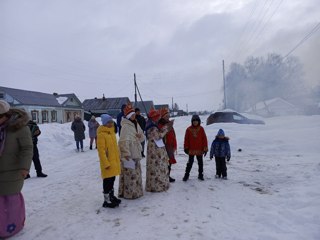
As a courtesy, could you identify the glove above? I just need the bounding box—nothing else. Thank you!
[203,151,207,157]
[226,156,231,161]
[184,149,189,155]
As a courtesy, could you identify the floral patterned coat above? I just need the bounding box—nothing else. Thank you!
[145,120,170,192]
[118,118,144,199]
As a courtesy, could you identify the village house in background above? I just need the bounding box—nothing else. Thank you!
[154,104,170,111]
[246,97,301,117]
[133,100,155,116]
[82,95,130,119]
[0,86,83,124]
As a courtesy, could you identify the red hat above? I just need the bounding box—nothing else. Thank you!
[159,108,169,118]
[124,103,135,117]
[148,109,161,122]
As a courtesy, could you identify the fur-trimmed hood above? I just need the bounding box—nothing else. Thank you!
[215,136,230,141]
[7,108,30,131]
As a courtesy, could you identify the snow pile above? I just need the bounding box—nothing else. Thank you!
[13,115,320,240]
[56,96,68,105]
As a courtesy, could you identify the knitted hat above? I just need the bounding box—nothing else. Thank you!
[101,114,113,125]
[191,114,200,123]
[217,129,225,137]
[124,103,135,117]
[148,109,161,122]
[0,100,10,114]
[160,108,169,118]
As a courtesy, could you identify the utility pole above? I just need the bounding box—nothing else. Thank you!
[222,60,227,109]
[134,73,137,104]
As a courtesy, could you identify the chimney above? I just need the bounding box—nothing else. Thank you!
[102,94,106,101]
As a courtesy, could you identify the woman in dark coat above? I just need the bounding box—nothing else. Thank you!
[71,116,86,152]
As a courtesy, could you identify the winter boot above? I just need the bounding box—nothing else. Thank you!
[198,174,204,181]
[102,193,119,208]
[25,174,30,179]
[169,176,176,183]
[90,145,92,150]
[141,152,145,158]
[37,172,48,178]
[182,173,189,182]
[168,164,175,182]
[110,189,121,205]
[81,149,84,152]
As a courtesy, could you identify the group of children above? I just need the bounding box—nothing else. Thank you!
[183,114,231,181]
[96,108,232,209]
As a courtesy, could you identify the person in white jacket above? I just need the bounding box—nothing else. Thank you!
[118,104,145,199]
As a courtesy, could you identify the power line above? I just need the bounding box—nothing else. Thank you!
[248,0,284,56]
[283,22,320,59]
[238,0,275,58]
[233,0,270,59]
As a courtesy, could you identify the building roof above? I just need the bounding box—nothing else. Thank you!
[154,104,170,110]
[83,97,130,111]
[133,101,154,114]
[0,86,81,108]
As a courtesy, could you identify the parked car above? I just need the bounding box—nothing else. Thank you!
[207,111,265,125]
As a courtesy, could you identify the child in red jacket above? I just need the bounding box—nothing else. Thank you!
[183,115,208,181]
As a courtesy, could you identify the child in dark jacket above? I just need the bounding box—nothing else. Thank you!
[210,129,231,179]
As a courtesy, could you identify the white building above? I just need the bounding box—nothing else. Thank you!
[0,86,83,124]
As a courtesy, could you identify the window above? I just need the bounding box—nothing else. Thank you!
[31,110,39,123]
[51,110,57,122]
[42,110,48,123]
[233,114,244,121]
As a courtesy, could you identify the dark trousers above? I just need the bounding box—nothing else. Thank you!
[185,155,203,177]
[76,140,83,150]
[32,144,43,173]
[141,141,145,153]
[215,157,227,177]
[103,177,116,194]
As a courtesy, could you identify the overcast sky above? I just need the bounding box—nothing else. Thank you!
[1,0,319,111]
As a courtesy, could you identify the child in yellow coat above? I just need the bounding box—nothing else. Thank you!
[97,114,121,208]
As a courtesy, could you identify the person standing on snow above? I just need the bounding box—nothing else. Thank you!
[135,108,146,158]
[116,104,126,136]
[25,120,48,179]
[97,114,121,208]
[88,116,100,150]
[118,104,144,199]
[71,115,86,152]
[145,109,173,192]
[158,108,177,183]
[0,100,33,238]
[210,129,231,179]
[183,115,208,181]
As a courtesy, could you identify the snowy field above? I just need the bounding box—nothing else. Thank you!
[13,115,320,240]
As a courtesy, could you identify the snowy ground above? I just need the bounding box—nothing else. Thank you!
[12,115,320,240]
